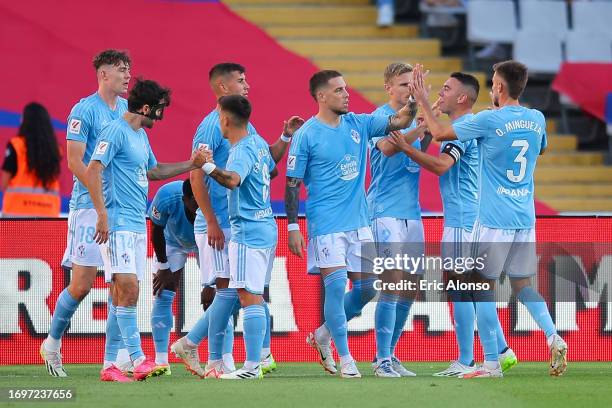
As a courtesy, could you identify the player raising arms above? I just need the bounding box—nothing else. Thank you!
[413,61,567,377]
[388,72,517,377]
[86,78,206,381]
[41,49,131,378]
[147,179,199,374]
[171,63,301,378]
[200,95,278,380]
[285,70,417,378]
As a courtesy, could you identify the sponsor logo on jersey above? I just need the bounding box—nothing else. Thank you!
[198,143,210,150]
[335,154,359,181]
[68,118,81,134]
[95,141,109,155]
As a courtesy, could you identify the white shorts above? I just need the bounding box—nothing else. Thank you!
[441,226,473,261]
[372,217,425,274]
[228,241,275,295]
[100,231,147,283]
[470,220,537,280]
[196,230,230,287]
[307,226,375,274]
[62,208,103,268]
[155,244,198,273]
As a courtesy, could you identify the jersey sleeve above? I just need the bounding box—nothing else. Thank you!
[66,103,92,143]
[286,128,309,179]
[226,144,254,184]
[91,127,122,167]
[148,191,170,227]
[144,133,158,170]
[453,109,492,142]
[362,113,390,140]
[192,120,221,152]
[539,111,548,151]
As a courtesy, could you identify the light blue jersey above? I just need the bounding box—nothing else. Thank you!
[226,134,277,248]
[367,104,420,221]
[148,181,196,250]
[287,113,389,237]
[440,113,479,230]
[191,109,257,234]
[66,93,128,210]
[91,118,157,233]
[453,106,547,229]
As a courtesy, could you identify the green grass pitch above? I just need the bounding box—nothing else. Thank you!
[1,363,610,408]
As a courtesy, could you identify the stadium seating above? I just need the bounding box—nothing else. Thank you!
[519,0,568,39]
[513,30,563,74]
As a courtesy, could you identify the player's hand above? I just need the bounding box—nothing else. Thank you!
[388,130,413,152]
[288,230,306,258]
[200,286,216,311]
[412,64,431,105]
[283,116,305,138]
[93,211,109,244]
[191,148,208,168]
[153,267,173,296]
[432,98,442,117]
[207,220,225,250]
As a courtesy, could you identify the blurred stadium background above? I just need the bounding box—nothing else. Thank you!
[1,0,611,366]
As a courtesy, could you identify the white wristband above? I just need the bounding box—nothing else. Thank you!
[280,134,291,143]
[156,261,170,270]
[202,162,216,175]
[288,223,300,232]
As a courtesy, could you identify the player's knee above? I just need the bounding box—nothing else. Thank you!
[68,281,92,301]
[510,277,531,294]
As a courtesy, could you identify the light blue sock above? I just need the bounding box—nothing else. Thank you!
[222,318,234,356]
[473,290,499,362]
[116,306,144,361]
[390,298,413,354]
[375,293,397,360]
[207,288,239,361]
[517,286,557,338]
[323,269,350,357]
[344,278,377,321]
[262,301,271,349]
[104,301,122,362]
[243,305,266,366]
[452,300,475,366]
[496,318,508,353]
[49,288,80,340]
[187,310,210,345]
[151,289,175,355]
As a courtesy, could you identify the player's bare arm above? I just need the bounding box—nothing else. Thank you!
[147,149,206,180]
[377,126,426,157]
[67,140,88,185]
[285,176,306,258]
[150,222,172,296]
[388,131,455,176]
[269,116,305,163]
[84,160,108,244]
[387,97,418,132]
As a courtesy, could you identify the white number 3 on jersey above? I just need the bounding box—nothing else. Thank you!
[507,139,529,183]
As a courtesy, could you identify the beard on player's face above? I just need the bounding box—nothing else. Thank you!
[331,108,348,115]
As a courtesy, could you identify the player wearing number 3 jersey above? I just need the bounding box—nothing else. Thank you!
[414,60,567,378]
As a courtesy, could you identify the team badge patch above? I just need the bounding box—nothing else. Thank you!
[350,129,360,144]
[198,143,210,150]
[95,141,109,155]
[151,206,161,220]
[287,155,296,171]
[68,119,82,134]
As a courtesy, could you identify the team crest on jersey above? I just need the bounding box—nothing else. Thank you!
[77,244,85,258]
[350,129,360,144]
[321,247,330,259]
[136,167,148,188]
[151,206,161,220]
[95,141,109,155]
[121,252,130,265]
[335,154,359,181]
[287,155,296,171]
[68,118,81,134]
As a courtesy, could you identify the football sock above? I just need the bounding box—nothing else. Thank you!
[151,289,175,364]
[517,286,557,338]
[375,293,397,360]
[323,269,350,357]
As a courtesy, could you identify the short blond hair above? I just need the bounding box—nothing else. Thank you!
[384,62,413,84]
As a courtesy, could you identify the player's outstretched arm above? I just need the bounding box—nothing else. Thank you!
[67,140,88,185]
[85,160,108,244]
[377,126,424,157]
[388,131,455,176]
[147,149,207,180]
[285,176,306,258]
[387,97,418,132]
[269,116,305,163]
[206,167,241,190]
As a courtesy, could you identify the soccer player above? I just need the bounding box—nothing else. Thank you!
[367,62,424,378]
[413,61,568,377]
[171,63,301,378]
[86,78,206,381]
[199,95,278,379]
[285,70,417,378]
[41,49,131,378]
[388,72,517,377]
[147,178,205,374]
